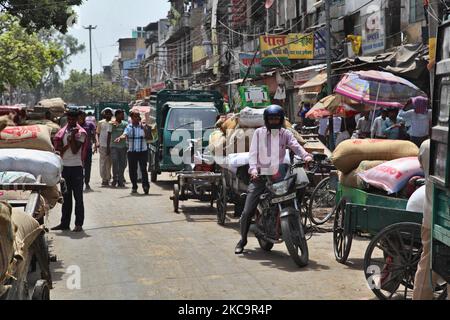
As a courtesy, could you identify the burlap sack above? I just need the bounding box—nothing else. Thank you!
[0,116,10,132]
[41,186,62,209]
[0,202,14,283]
[225,128,256,154]
[221,115,238,133]
[332,139,419,174]
[25,120,61,137]
[238,107,266,128]
[11,208,43,258]
[286,127,306,146]
[339,160,386,189]
[0,125,53,152]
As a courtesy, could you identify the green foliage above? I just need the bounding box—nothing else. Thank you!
[62,70,132,106]
[0,14,63,92]
[0,0,83,33]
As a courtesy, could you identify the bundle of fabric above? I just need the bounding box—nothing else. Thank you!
[0,125,53,152]
[0,149,62,186]
[331,139,419,174]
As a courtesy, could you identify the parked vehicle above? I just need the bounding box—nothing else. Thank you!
[249,160,310,267]
[149,90,224,182]
[430,15,450,292]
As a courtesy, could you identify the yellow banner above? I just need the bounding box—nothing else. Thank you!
[192,46,206,63]
[259,35,290,58]
[288,33,314,59]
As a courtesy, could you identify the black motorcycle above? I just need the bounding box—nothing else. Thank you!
[250,161,310,267]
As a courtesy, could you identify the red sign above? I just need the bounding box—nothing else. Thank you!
[151,82,166,92]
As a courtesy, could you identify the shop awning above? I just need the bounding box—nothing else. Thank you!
[298,72,327,92]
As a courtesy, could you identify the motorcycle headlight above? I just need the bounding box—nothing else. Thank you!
[268,177,295,196]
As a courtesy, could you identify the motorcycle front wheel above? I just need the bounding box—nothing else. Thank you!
[281,214,309,267]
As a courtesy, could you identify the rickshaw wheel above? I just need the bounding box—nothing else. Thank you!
[173,184,180,214]
[216,175,227,225]
[31,280,50,300]
[333,199,353,264]
[363,222,424,300]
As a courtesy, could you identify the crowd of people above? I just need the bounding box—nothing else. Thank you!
[51,107,152,232]
[304,96,432,149]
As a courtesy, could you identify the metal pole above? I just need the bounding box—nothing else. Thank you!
[266,8,270,34]
[325,0,335,150]
[428,0,440,98]
[84,25,97,106]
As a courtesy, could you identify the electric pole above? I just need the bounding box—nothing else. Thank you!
[325,0,335,151]
[84,25,97,106]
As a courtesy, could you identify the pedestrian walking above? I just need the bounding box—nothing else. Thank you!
[110,109,128,188]
[96,108,113,186]
[399,96,432,147]
[51,109,88,232]
[115,110,151,194]
[371,109,388,139]
[382,108,405,140]
[355,111,371,139]
[78,111,96,191]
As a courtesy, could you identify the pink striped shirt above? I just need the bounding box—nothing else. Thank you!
[249,127,311,175]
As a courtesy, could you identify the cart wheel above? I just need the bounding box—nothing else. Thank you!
[308,177,336,225]
[173,184,180,214]
[216,175,227,225]
[363,222,431,300]
[333,199,353,264]
[32,280,50,300]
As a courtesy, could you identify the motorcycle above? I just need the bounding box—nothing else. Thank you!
[250,160,310,267]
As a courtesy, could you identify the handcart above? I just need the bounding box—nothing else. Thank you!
[216,166,249,226]
[333,184,446,300]
[0,177,53,300]
[172,170,222,214]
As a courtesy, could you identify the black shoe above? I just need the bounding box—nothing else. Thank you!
[143,186,150,195]
[235,240,247,255]
[131,188,138,194]
[51,225,70,231]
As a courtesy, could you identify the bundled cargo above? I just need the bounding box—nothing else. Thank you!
[40,186,62,209]
[0,149,62,186]
[339,160,386,189]
[238,107,266,128]
[34,98,66,119]
[0,116,13,131]
[0,201,14,283]
[358,157,424,194]
[24,120,61,137]
[0,172,37,184]
[331,139,419,174]
[0,125,53,152]
[225,127,256,154]
[221,114,239,133]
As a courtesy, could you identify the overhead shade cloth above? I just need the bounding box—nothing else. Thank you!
[298,73,327,93]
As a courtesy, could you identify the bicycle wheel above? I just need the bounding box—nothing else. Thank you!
[308,177,336,225]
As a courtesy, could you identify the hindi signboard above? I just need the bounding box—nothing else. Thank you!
[239,53,264,78]
[259,35,290,66]
[288,33,314,60]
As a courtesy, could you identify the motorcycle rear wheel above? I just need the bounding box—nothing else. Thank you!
[281,215,309,267]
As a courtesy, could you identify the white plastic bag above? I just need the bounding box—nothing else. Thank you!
[0,172,37,184]
[0,149,62,186]
[358,157,424,194]
[238,107,266,128]
[406,185,426,213]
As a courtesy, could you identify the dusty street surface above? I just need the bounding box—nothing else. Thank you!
[48,154,373,300]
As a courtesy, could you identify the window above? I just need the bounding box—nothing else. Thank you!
[410,0,425,23]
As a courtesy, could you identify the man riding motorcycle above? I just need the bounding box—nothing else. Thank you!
[235,105,313,254]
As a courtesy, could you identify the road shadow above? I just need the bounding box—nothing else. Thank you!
[241,248,330,273]
[340,257,365,270]
[118,193,163,199]
[153,180,175,191]
[78,219,186,232]
[52,230,92,240]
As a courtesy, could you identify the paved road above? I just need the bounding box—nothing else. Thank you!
[49,154,373,300]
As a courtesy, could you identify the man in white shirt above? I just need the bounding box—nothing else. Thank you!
[356,111,371,138]
[96,108,113,186]
[371,109,388,139]
[399,96,432,147]
[52,110,87,232]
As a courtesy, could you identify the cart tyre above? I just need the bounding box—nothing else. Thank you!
[257,238,274,252]
[363,222,433,300]
[333,198,353,264]
[173,184,180,213]
[32,280,50,300]
[308,177,335,225]
[216,175,227,225]
[281,215,309,267]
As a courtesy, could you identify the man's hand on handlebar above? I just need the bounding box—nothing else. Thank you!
[250,172,259,181]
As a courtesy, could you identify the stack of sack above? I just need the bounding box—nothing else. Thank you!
[0,201,45,296]
[0,122,63,218]
[24,120,61,138]
[29,98,66,120]
[332,139,422,194]
[208,107,305,160]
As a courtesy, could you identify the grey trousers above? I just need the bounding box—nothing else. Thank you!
[111,147,128,184]
[239,178,267,243]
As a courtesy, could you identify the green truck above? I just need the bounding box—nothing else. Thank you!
[149,90,224,182]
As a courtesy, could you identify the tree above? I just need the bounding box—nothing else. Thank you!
[62,70,132,105]
[33,31,86,101]
[0,14,63,100]
[0,0,83,33]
